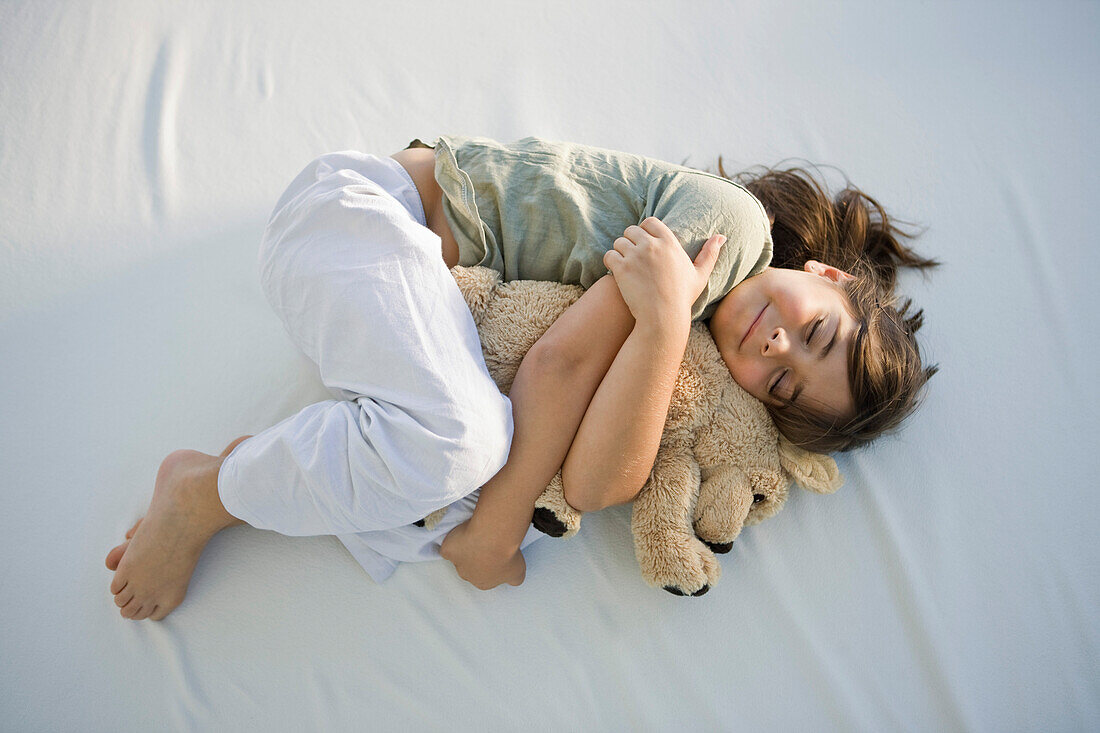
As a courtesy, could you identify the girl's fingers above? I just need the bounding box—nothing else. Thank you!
[639,216,672,237]
[693,235,727,276]
[690,236,726,295]
[622,224,653,246]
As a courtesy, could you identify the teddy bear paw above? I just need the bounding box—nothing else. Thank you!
[700,539,734,554]
[663,584,711,597]
[414,507,448,530]
[531,507,569,537]
[639,535,722,598]
[692,500,746,555]
[692,519,735,554]
[531,475,582,539]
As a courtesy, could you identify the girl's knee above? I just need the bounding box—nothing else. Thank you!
[469,411,513,479]
[440,396,513,494]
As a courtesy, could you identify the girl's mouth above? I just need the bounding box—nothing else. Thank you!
[739,305,767,350]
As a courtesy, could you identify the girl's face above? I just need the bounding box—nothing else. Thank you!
[708,262,858,419]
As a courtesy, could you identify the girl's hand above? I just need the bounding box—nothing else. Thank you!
[603,217,726,326]
[440,516,526,590]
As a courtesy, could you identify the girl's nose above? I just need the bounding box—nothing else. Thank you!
[762,327,789,356]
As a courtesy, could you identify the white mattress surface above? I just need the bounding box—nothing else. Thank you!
[1,1,1097,730]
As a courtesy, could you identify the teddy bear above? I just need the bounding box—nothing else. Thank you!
[420,265,843,596]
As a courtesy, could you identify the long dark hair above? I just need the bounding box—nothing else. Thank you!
[711,160,940,452]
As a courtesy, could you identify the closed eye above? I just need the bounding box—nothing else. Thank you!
[807,317,823,345]
[768,369,789,396]
[820,322,839,361]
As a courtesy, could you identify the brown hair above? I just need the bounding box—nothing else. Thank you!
[709,160,940,452]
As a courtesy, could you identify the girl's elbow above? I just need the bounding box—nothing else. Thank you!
[562,482,602,514]
[562,466,640,513]
[525,328,584,375]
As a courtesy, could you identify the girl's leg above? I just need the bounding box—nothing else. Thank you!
[105,437,248,621]
[106,152,512,619]
[219,151,513,535]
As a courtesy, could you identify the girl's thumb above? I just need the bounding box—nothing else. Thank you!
[694,235,726,273]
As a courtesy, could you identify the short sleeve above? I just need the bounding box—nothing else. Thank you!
[645,171,773,320]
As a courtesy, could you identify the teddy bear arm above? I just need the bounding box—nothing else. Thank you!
[631,444,720,596]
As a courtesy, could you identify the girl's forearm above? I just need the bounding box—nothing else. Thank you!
[561,315,691,512]
[465,275,637,550]
[464,350,593,549]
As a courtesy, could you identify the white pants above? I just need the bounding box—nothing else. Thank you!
[217,151,525,580]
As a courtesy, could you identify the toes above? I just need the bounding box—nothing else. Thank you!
[110,575,128,595]
[105,541,129,570]
[126,519,143,539]
[150,605,167,622]
[119,598,141,619]
[114,590,134,608]
[131,605,153,621]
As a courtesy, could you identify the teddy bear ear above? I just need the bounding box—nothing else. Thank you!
[777,436,844,494]
[449,265,500,324]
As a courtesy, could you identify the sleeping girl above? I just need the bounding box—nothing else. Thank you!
[105,135,937,620]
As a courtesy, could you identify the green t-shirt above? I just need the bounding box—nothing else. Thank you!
[430,134,773,321]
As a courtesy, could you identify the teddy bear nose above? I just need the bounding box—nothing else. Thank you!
[753,493,765,503]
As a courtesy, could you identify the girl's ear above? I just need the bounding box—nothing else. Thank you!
[804,259,856,284]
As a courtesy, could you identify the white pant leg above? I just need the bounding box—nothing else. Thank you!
[217,152,513,535]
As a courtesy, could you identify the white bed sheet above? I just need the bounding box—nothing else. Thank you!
[1,1,1097,730]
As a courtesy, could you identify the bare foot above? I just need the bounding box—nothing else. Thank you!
[106,436,250,621]
[104,518,142,571]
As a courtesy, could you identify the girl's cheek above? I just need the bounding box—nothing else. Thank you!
[748,367,769,399]
[729,359,767,399]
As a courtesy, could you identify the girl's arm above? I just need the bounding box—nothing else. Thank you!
[561,222,726,512]
[466,273,637,538]
[439,274,637,588]
[560,314,690,512]
[440,219,723,589]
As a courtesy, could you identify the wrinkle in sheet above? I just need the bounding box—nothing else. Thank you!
[1048,561,1100,727]
[303,669,340,731]
[760,569,871,731]
[1001,177,1077,394]
[228,27,275,101]
[859,471,973,732]
[142,37,183,223]
[149,626,208,731]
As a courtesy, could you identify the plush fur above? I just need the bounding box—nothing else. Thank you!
[422,266,843,596]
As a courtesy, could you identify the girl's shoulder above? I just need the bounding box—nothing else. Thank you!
[437,134,657,176]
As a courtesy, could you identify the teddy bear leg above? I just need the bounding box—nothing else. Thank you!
[531,471,582,538]
[631,449,721,597]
